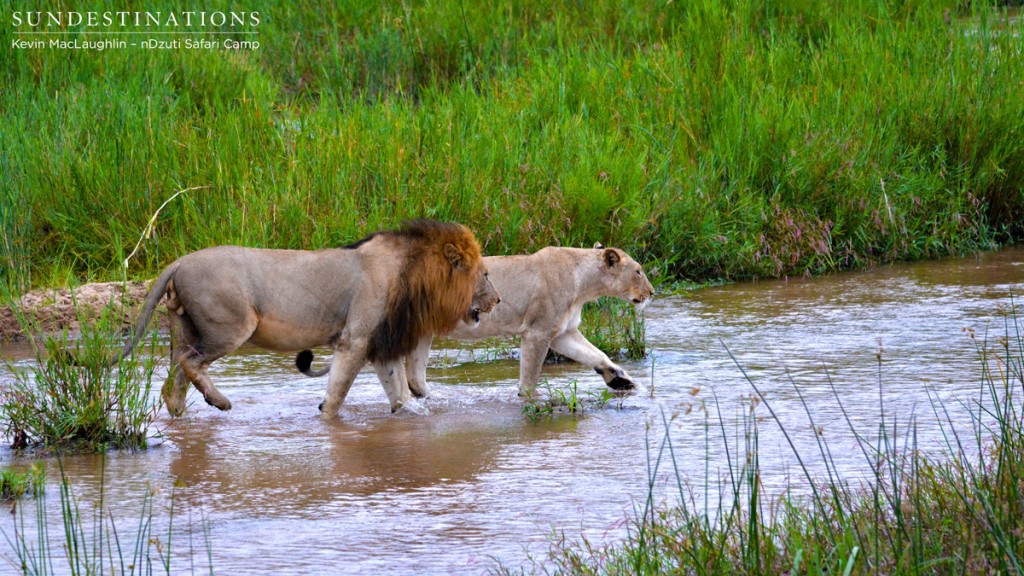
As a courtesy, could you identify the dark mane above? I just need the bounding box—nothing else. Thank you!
[365,219,481,363]
[342,232,379,250]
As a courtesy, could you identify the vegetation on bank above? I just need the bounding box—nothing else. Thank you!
[1,0,1022,293]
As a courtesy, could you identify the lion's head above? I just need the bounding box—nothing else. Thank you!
[367,220,495,363]
[595,243,654,311]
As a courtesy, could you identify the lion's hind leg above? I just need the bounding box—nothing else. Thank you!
[173,310,257,412]
[161,315,191,416]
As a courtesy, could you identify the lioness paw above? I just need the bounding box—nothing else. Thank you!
[607,376,636,391]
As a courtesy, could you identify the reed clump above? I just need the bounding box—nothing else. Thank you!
[0,295,160,454]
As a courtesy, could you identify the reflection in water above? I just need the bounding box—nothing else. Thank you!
[1,248,1022,574]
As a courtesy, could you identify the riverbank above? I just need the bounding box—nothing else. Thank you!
[0,281,149,342]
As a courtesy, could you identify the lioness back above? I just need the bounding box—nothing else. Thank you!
[446,247,608,339]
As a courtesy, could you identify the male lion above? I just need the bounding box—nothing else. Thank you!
[110,220,496,419]
[298,244,653,399]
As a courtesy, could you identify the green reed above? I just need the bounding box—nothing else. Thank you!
[501,309,1024,574]
[0,290,160,454]
[1,0,1021,292]
[580,298,647,361]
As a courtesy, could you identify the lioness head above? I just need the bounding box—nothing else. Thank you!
[466,264,500,325]
[595,243,654,311]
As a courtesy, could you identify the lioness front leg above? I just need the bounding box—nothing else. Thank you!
[550,329,636,391]
[518,335,554,399]
[319,337,370,420]
[406,336,434,399]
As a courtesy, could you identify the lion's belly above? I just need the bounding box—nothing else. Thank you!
[247,316,336,352]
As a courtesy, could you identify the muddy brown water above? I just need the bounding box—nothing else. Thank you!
[1,248,1023,574]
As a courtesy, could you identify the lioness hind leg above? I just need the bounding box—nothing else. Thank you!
[518,336,554,399]
[550,329,636,392]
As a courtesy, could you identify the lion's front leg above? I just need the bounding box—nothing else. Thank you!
[320,336,370,420]
[373,360,412,412]
[550,328,636,392]
[406,335,434,399]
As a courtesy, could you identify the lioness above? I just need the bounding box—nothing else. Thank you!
[110,220,497,419]
[299,244,654,399]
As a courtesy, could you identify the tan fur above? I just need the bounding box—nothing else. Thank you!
[111,220,490,419]
[406,244,654,398]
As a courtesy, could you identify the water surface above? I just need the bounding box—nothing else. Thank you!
[1,248,1022,574]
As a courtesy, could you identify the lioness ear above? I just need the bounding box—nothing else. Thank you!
[443,243,465,269]
[603,248,620,268]
[593,242,605,250]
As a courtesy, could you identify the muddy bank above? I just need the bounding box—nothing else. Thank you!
[0,281,154,342]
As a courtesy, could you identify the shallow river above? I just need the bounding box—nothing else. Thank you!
[1,248,1023,574]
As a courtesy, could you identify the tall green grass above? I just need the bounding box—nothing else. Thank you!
[1,0,1021,291]
[501,312,1024,574]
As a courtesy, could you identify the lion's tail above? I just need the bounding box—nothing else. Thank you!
[107,261,180,366]
[295,349,330,378]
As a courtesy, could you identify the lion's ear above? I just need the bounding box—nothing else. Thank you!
[603,248,620,268]
[593,242,605,250]
[443,243,466,269]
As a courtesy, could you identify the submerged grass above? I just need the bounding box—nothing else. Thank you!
[502,310,1024,574]
[1,0,1022,291]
